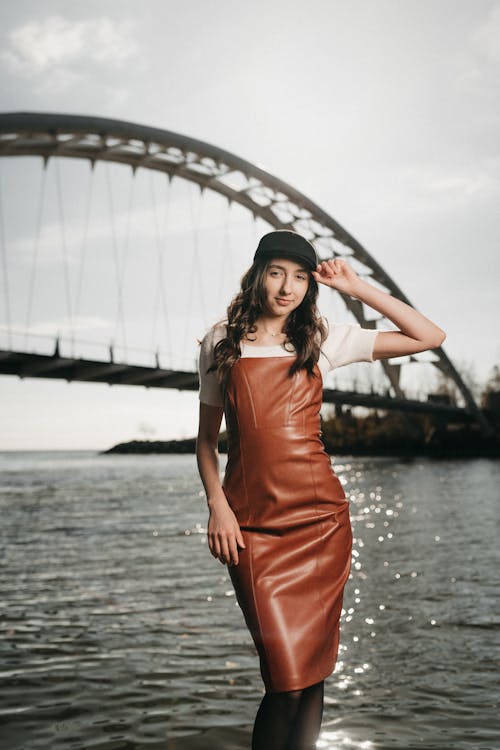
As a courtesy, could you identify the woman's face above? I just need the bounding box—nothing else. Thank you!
[261,257,310,319]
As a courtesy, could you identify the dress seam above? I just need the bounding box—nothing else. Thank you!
[237,405,251,526]
[286,371,299,425]
[307,449,330,655]
[247,533,272,688]
[307,362,331,668]
[240,366,258,428]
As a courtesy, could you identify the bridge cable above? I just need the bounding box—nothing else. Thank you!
[183,182,207,365]
[54,158,74,354]
[113,165,135,358]
[253,209,260,245]
[217,199,234,310]
[0,161,12,348]
[73,161,95,343]
[25,158,48,349]
[105,162,128,361]
[149,170,172,368]
[160,175,173,365]
[218,201,236,318]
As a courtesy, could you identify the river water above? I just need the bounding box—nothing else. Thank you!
[0,451,498,750]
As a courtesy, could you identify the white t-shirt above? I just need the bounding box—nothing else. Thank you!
[198,318,379,408]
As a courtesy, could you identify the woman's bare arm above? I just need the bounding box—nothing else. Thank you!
[312,259,446,360]
[196,402,226,505]
[196,402,246,566]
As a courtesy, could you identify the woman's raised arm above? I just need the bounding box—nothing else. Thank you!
[312,259,446,361]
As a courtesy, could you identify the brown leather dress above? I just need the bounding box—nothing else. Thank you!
[222,355,352,693]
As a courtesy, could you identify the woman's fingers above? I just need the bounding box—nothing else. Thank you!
[207,511,247,566]
[236,528,246,550]
[208,530,246,565]
[209,532,220,559]
[322,260,335,276]
[323,259,343,275]
[219,534,230,565]
[314,259,340,283]
[227,536,239,566]
[226,526,247,566]
[313,259,356,292]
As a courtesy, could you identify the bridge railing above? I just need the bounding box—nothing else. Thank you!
[0,326,199,374]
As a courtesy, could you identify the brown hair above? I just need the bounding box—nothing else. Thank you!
[207,256,327,385]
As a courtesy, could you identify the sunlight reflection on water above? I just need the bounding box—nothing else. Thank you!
[318,732,374,749]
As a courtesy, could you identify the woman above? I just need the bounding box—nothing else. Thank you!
[196,229,445,750]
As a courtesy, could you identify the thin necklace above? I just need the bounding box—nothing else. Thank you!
[263,326,285,337]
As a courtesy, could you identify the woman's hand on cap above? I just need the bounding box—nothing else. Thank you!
[312,258,361,296]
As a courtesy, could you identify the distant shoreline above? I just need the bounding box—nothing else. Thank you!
[100,384,500,459]
[101,433,500,459]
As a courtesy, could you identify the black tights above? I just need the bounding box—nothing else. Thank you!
[251,680,324,750]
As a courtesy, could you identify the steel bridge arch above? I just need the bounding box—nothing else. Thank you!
[0,110,489,434]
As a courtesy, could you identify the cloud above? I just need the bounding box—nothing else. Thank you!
[426,172,499,198]
[1,15,138,78]
[393,161,500,203]
[452,5,500,100]
[348,160,500,229]
[472,4,500,64]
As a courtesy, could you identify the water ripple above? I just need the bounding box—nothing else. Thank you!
[0,451,498,749]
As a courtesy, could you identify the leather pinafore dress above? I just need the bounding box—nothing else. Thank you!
[222,355,353,693]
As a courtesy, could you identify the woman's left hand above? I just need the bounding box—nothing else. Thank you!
[312,259,361,296]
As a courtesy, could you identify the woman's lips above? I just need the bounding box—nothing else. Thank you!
[276,298,292,306]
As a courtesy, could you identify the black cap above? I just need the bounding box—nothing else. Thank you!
[253,230,318,271]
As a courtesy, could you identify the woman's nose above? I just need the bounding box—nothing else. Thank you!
[280,276,292,294]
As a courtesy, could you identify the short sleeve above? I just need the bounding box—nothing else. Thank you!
[320,319,379,372]
[198,325,225,407]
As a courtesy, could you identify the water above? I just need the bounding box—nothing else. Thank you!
[0,451,498,750]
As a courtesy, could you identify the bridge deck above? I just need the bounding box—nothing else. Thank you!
[0,349,199,391]
[0,349,473,422]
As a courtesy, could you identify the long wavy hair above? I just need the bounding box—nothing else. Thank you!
[207,256,327,386]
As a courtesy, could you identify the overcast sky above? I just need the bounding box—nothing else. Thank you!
[1,0,499,450]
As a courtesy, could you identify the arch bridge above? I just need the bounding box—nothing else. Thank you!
[0,112,491,435]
